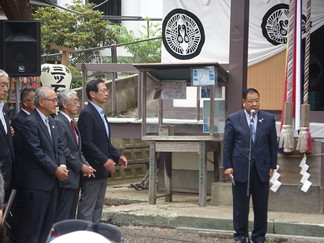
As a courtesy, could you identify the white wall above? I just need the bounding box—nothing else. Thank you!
[57,0,78,7]
[121,0,162,37]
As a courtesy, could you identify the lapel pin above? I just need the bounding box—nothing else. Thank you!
[259,118,264,123]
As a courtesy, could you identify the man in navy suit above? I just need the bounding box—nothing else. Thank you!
[54,89,95,222]
[223,88,278,243]
[11,87,36,243]
[77,79,127,223]
[19,87,69,243]
[11,87,36,186]
[0,69,13,203]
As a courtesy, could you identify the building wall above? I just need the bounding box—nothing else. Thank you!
[57,0,74,7]
[121,0,162,37]
[248,50,286,111]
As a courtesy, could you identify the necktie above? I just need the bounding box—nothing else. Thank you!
[251,116,256,142]
[45,117,52,139]
[70,120,78,144]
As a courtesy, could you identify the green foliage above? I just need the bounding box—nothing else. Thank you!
[113,19,162,63]
[68,65,82,89]
[33,0,119,88]
[33,0,118,54]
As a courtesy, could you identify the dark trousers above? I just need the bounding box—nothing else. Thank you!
[10,186,24,243]
[232,163,269,242]
[55,187,80,222]
[19,187,58,243]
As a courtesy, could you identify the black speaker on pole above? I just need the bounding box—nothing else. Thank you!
[0,20,41,77]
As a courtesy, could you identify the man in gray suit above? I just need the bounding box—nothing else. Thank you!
[54,89,95,222]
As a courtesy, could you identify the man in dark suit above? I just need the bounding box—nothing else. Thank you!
[10,87,36,243]
[223,88,278,243]
[54,89,95,222]
[0,171,4,224]
[0,69,13,202]
[77,79,127,223]
[11,87,36,186]
[19,86,69,243]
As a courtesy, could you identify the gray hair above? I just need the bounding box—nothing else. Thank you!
[0,69,9,79]
[57,89,77,109]
[34,86,54,106]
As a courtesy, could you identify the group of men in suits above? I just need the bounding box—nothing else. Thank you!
[0,69,127,243]
[1,68,277,243]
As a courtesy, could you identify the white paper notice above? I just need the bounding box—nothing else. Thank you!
[270,171,280,184]
[299,155,307,168]
[300,164,309,175]
[270,180,282,192]
[301,180,312,193]
[300,172,310,184]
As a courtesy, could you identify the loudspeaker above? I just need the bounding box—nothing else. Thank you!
[0,20,41,77]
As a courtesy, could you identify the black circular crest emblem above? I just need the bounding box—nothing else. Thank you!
[162,8,205,59]
[261,3,306,46]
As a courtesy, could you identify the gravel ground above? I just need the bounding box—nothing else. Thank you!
[118,225,324,243]
[119,225,234,243]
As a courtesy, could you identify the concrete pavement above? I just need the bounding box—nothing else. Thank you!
[102,183,324,242]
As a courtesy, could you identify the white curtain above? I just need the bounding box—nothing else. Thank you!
[162,0,324,66]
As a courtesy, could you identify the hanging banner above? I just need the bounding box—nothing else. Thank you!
[162,0,324,65]
[8,76,40,103]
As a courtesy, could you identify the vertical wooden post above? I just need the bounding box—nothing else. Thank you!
[149,141,157,204]
[81,64,87,109]
[137,71,142,119]
[111,73,117,116]
[141,71,147,137]
[46,44,75,66]
[228,0,250,115]
[198,141,207,206]
[164,152,172,202]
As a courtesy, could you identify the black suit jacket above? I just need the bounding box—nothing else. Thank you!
[55,112,89,189]
[11,109,29,187]
[21,109,66,191]
[78,102,121,179]
[0,107,13,198]
[223,110,278,183]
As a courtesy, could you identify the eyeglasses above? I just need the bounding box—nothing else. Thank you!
[97,88,108,93]
[43,98,58,103]
[71,99,80,104]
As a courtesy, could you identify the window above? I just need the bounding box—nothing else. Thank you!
[89,0,121,23]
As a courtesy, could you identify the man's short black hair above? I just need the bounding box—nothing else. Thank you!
[242,88,260,100]
[86,79,105,101]
[20,87,36,101]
